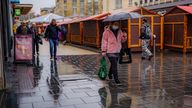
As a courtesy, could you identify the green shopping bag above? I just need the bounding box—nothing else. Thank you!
[98,57,108,80]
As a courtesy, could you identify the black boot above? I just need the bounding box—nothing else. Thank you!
[115,79,122,85]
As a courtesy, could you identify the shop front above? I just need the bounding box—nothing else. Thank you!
[0,0,11,90]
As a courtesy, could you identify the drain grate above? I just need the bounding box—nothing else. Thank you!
[60,78,90,82]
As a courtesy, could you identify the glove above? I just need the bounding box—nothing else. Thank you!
[101,51,106,56]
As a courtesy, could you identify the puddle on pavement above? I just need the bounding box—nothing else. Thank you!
[57,60,82,75]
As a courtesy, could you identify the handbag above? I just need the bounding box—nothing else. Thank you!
[37,36,43,45]
[122,54,129,62]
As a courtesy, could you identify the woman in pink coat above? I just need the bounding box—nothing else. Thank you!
[101,22,127,85]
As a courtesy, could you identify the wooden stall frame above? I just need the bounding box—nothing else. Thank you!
[68,24,71,42]
[183,15,188,53]
[96,20,100,48]
[160,16,164,50]
[138,17,141,46]
[128,18,131,48]
[80,22,84,45]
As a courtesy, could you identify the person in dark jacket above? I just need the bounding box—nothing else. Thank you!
[119,30,132,64]
[16,21,31,35]
[44,19,61,60]
[30,23,40,55]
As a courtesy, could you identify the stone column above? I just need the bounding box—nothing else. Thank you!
[77,0,80,16]
[67,0,73,16]
[84,0,88,16]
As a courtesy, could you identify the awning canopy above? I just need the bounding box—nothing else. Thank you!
[30,13,64,23]
[57,18,73,26]
[14,4,33,15]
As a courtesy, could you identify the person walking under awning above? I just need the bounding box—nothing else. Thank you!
[44,19,62,60]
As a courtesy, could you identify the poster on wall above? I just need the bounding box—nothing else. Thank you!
[15,34,33,61]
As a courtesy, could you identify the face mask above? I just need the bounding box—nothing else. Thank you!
[112,26,119,30]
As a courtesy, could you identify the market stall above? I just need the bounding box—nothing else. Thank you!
[57,19,73,42]
[69,18,84,45]
[164,6,192,53]
[80,13,110,48]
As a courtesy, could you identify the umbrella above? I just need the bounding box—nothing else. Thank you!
[103,12,142,22]
[30,13,64,23]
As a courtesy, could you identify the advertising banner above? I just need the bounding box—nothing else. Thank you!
[15,34,33,61]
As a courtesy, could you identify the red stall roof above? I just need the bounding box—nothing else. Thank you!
[131,7,160,15]
[57,19,73,26]
[57,18,83,25]
[80,13,111,21]
[176,6,192,14]
[165,6,192,15]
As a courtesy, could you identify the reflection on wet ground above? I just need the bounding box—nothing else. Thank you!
[5,52,192,108]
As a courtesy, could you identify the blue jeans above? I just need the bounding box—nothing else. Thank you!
[49,39,58,58]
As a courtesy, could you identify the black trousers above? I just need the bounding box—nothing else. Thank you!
[119,48,132,63]
[33,39,39,55]
[108,54,119,80]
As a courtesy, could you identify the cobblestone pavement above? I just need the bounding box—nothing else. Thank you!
[5,44,192,108]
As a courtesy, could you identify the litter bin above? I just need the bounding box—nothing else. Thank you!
[14,34,34,64]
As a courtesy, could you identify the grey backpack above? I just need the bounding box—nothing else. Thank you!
[145,25,151,39]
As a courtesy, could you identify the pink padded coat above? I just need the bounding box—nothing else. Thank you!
[101,29,127,54]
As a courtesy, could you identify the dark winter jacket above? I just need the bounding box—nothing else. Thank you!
[44,24,61,40]
[30,27,38,38]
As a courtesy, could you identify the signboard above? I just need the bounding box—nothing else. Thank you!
[14,35,33,61]
[10,0,20,4]
[15,8,21,16]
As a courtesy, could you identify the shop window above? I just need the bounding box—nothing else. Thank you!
[80,0,84,16]
[129,0,132,6]
[115,0,122,9]
[72,0,77,16]
[88,0,93,15]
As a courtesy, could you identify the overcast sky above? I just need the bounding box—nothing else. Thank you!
[20,0,55,14]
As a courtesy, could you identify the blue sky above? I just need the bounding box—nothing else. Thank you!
[20,0,55,14]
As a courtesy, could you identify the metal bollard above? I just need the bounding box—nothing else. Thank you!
[153,35,156,72]
[153,35,156,56]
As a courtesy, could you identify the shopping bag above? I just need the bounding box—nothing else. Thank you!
[122,54,129,62]
[98,57,108,80]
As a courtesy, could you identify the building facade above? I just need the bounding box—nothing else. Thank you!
[102,0,192,13]
[40,7,54,15]
[54,0,103,17]
[146,0,192,15]
[102,0,137,13]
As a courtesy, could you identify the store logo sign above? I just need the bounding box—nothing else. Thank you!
[15,9,21,16]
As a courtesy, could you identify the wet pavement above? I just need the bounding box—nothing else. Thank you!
[4,43,192,108]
